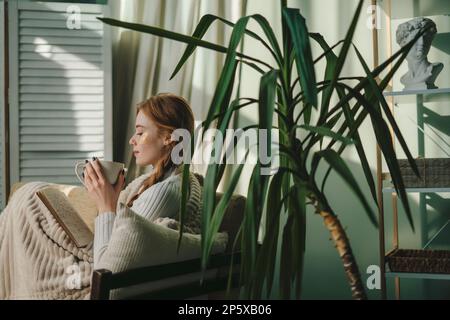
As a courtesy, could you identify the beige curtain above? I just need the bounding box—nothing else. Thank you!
[110,0,246,182]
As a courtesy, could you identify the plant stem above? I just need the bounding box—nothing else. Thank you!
[319,210,367,300]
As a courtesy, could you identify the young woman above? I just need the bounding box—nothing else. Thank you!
[83,93,196,267]
[0,93,200,299]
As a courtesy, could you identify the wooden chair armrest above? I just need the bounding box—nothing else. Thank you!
[91,251,241,300]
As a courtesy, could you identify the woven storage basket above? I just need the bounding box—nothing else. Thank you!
[398,158,450,188]
[386,249,450,274]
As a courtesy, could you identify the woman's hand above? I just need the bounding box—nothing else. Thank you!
[84,158,126,214]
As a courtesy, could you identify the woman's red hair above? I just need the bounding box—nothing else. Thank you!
[126,93,194,207]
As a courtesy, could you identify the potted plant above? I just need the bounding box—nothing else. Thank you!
[99,0,425,299]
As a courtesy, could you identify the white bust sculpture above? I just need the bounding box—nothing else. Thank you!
[396,17,443,91]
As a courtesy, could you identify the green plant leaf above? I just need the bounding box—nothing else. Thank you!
[226,224,244,295]
[307,110,346,151]
[274,111,290,133]
[323,24,433,126]
[337,87,378,206]
[211,97,260,188]
[282,8,317,107]
[333,81,413,228]
[280,182,306,299]
[314,28,431,231]
[98,17,228,53]
[177,162,191,252]
[334,83,414,230]
[309,33,338,112]
[259,70,278,131]
[241,164,262,297]
[353,44,420,178]
[170,14,281,80]
[315,84,377,208]
[312,39,344,64]
[280,209,294,299]
[290,181,307,299]
[202,58,239,163]
[325,29,424,148]
[206,98,257,124]
[204,161,246,264]
[200,97,237,262]
[169,14,216,79]
[239,59,266,75]
[177,120,199,252]
[98,17,271,70]
[252,168,286,298]
[303,103,313,126]
[315,0,363,120]
[250,14,284,66]
[259,70,279,173]
[293,124,354,145]
[201,65,239,236]
[202,17,250,141]
[312,149,378,227]
[275,84,291,206]
[201,164,218,269]
[357,92,415,231]
[201,104,253,267]
[215,98,241,187]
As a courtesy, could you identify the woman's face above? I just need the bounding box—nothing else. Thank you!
[129,110,170,166]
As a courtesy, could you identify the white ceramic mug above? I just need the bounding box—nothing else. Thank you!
[75,160,127,186]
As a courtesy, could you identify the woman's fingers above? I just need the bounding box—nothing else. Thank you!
[84,164,100,190]
[85,160,103,184]
[84,167,92,189]
[91,159,107,184]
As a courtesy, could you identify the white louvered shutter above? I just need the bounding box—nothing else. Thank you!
[8,1,112,186]
[0,0,5,208]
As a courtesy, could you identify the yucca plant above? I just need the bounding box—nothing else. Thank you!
[99,0,425,299]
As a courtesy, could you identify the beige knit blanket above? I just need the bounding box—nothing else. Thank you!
[0,172,202,300]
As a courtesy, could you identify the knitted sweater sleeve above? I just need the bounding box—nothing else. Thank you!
[93,176,181,268]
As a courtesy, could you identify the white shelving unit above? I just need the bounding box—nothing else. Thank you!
[382,187,450,193]
[383,87,450,97]
[385,271,450,280]
[373,0,450,300]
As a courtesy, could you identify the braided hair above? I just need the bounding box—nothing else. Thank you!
[126,93,194,208]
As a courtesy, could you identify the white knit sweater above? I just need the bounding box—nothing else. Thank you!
[94,168,182,268]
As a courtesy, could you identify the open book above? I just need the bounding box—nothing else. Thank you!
[36,186,97,248]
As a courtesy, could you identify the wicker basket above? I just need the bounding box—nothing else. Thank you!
[386,249,450,274]
[398,158,450,188]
